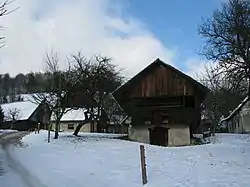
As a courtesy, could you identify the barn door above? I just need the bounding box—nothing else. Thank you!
[149,126,168,146]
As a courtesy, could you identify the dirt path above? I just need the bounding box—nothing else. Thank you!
[0,132,48,187]
[0,132,28,147]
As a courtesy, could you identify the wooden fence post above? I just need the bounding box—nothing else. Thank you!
[140,145,147,185]
[38,123,40,134]
[48,123,51,143]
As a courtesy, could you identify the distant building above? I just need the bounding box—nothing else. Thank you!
[113,58,209,146]
[105,116,129,134]
[219,96,250,133]
[50,109,97,133]
[0,95,51,131]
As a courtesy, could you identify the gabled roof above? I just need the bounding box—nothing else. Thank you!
[1,101,39,121]
[113,58,209,97]
[51,108,87,122]
[220,96,249,122]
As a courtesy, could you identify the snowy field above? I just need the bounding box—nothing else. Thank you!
[2,131,250,187]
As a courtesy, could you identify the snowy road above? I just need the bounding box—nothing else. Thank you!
[0,131,47,187]
[0,131,23,177]
[0,132,27,187]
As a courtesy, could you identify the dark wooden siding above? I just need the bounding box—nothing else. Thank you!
[2,120,38,131]
[128,65,195,98]
[113,59,208,133]
[29,103,51,124]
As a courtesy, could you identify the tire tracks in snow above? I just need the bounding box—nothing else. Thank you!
[1,132,48,187]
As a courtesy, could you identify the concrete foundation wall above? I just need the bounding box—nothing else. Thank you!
[128,124,190,146]
[168,125,190,146]
[128,126,150,144]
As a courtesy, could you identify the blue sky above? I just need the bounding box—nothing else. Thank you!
[127,0,221,71]
[0,0,222,77]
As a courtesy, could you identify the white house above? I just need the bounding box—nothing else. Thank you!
[220,96,250,133]
[51,109,97,132]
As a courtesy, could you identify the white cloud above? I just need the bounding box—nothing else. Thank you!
[184,57,216,80]
[0,0,174,77]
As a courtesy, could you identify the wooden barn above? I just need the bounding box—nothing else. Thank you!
[112,58,208,146]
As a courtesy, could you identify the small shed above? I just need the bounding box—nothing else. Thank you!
[112,58,208,146]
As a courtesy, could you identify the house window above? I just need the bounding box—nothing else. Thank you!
[68,124,74,130]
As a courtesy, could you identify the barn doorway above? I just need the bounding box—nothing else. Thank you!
[148,126,168,146]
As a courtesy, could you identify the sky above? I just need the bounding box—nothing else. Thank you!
[0,0,222,78]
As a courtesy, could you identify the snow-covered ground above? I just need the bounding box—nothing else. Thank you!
[0,149,27,187]
[3,132,250,187]
[0,131,30,187]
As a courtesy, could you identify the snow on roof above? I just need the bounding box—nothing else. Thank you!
[20,94,86,122]
[220,96,249,122]
[21,93,48,103]
[21,94,35,102]
[51,108,87,122]
[1,101,39,121]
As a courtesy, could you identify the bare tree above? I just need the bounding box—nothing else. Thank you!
[6,108,21,121]
[198,0,250,96]
[69,53,124,135]
[6,108,21,129]
[0,0,19,47]
[198,64,245,135]
[31,51,79,139]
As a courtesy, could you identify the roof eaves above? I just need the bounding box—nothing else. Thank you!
[220,96,249,122]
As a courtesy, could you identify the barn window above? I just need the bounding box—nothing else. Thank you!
[68,124,74,130]
[185,96,195,108]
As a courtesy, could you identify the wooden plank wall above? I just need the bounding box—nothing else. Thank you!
[129,66,195,98]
